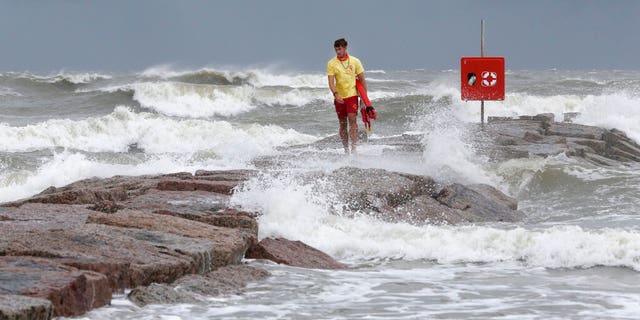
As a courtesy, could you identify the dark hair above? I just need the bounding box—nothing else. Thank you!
[334,38,348,48]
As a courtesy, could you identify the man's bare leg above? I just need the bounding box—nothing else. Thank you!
[339,119,349,154]
[348,113,358,154]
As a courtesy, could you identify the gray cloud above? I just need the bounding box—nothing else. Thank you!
[1,0,638,71]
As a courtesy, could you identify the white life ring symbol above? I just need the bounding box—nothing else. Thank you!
[481,71,497,87]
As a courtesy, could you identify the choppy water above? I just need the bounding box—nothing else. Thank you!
[2,67,640,319]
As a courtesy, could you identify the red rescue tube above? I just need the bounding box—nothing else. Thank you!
[360,103,371,131]
[356,79,372,107]
[356,79,376,131]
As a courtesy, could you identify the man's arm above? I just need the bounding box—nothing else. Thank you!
[328,75,337,94]
[328,75,343,103]
[357,73,367,91]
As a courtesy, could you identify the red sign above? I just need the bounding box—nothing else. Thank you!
[461,57,505,101]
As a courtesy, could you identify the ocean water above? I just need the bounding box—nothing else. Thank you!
[2,67,640,319]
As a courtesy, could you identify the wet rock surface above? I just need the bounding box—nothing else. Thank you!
[0,171,259,318]
[435,183,522,222]
[128,264,270,307]
[478,113,640,165]
[0,294,53,320]
[0,256,111,318]
[321,167,522,224]
[246,238,347,270]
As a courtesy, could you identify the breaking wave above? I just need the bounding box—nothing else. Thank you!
[0,106,319,154]
[232,173,640,271]
[6,71,112,85]
[130,82,258,117]
[139,66,326,88]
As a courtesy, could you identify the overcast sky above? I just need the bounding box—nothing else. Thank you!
[1,0,638,72]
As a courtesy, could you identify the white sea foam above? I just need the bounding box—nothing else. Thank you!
[0,111,316,202]
[69,261,640,320]
[0,117,313,201]
[0,86,22,97]
[15,71,112,84]
[52,72,112,84]
[88,68,398,116]
[0,106,318,155]
[0,151,255,203]
[494,156,555,196]
[232,173,640,271]
[572,92,640,143]
[365,78,397,83]
[411,75,462,102]
[131,82,258,117]
[362,90,399,101]
[561,159,640,182]
[139,66,327,88]
[139,65,195,78]
[559,77,610,86]
[75,83,128,94]
[410,95,502,186]
[252,88,328,106]
[246,69,326,88]
[131,81,342,116]
[458,92,591,123]
[89,81,334,117]
[420,125,499,186]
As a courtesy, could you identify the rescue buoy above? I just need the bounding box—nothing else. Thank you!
[356,79,377,132]
[481,71,497,87]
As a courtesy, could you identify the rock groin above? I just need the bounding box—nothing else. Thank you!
[320,167,522,224]
[5,112,637,318]
[0,167,526,318]
[0,171,259,318]
[480,113,640,165]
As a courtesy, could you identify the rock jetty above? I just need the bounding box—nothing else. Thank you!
[332,113,640,166]
[478,113,640,165]
[0,165,522,318]
[0,170,260,318]
[6,114,636,318]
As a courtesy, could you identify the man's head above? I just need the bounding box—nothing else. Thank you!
[334,38,348,59]
[334,38,348,48]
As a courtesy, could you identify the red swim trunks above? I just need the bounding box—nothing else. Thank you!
[334,96,359,120]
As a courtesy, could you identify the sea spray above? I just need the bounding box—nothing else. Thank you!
[231,171,640,270]
[410,98,501,186]
[574,91,640,143]
[131,82,258,117]
[0,152,190,202]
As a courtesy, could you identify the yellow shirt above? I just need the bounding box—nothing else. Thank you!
[327,55,364,98]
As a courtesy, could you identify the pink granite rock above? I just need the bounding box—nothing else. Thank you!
[246,238,346,270]
[0,256,111,317]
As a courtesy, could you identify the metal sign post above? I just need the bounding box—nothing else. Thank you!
[480,19,485,126]
[460,20,504,122]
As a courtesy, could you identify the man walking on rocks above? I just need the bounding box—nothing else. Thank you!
[327,38,367,154]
